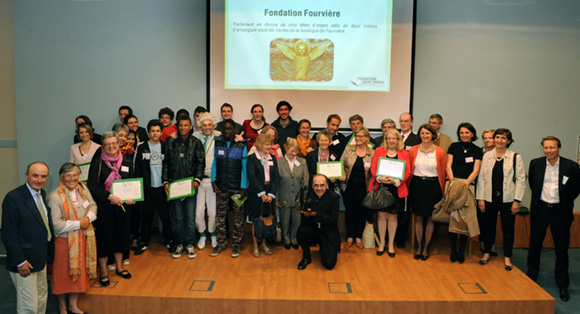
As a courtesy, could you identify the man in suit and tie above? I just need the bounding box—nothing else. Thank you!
[2,161,54,314]
[526,136,580,302]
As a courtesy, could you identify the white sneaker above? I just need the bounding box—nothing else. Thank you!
[173,244,184,259]
[107,264,115,271]
[197,236,206,250]
[186,244,197,259]
[122,259,130,266]
[211,235,218,248]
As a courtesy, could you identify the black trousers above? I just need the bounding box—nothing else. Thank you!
[297,225,337,270]
[481,201,515,257]
[140,187,174,244]
[526,201,572,289]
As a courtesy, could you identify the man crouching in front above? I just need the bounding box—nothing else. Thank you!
[296,174,340,270]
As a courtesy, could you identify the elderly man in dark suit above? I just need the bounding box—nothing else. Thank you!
[2,161,55,314]
[526,136,580,302]
[296,174,341,270]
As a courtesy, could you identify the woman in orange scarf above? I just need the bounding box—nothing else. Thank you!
[296,119,318,158]
[48,162,97,314]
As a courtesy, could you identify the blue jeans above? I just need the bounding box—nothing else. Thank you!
[171,195,197,246]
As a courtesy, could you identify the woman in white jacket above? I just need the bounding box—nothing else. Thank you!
[476,128,525,271]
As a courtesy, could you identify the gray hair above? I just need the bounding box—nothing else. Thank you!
[112,123,129,135]
[381,118,396,129]
[196,112,217,128]
[102,130,119,142]
[59,162,80,180]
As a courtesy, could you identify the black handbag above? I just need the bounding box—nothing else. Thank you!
[362,184,395,210]
[253,202,277,239]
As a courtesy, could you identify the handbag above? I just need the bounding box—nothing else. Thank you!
[362,184,395,210]
[253,202,277,239]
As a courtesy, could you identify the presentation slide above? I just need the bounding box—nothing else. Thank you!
[209,0,414,130]
[225,0,393,92]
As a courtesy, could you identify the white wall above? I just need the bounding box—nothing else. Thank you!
[12,0,580,208]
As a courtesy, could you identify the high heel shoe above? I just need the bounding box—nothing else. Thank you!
[387,251,395,258]
[414,247,422,260]
[449,251,457,263]
[504,264,513,271]
[376,249,385,256]
[420,246,430,261]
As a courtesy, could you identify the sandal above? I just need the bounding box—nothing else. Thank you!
[116,269,132,279]
[99,275,110,287]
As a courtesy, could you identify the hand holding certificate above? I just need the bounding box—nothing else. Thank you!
[317,161,344,179]
[110,178,144,202]
[377,158,406,181]
[167,177,195,201]
[77,163,90,182]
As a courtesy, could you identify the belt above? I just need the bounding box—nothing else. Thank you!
[415,176,437,181]
[540,200,560,208]
[264,182,270,185]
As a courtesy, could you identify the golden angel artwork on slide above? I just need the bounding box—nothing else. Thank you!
[270,38,334,81]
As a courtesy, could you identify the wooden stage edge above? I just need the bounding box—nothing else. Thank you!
[79,232,554,314]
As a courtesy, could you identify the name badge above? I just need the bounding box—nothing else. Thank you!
[405,145,412,151]
[293,159,301,167]
[82,200,90,209]
[563,176,569,185]
[142,153,150,160]
[486,161,494,167]
[364,162,371,169]
[465,157,474,163]
[268,161,274,166]
[330,155,336,161]
[179,153,184,158]
[257,129,262,134]
[333,139,340,145]
[427,152,436,158]
[121,166,129,173]
[217,148,225,156]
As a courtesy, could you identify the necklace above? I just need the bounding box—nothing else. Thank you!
[495,155,504,162]
[462,145,469,154]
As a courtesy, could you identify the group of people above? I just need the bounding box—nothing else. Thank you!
[2,102,579,314]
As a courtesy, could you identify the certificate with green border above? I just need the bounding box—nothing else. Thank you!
[317,161,344,179]
[110,178,144,202]
[77,162,90,182]
[167,177,195,201]
[377,157,406,181]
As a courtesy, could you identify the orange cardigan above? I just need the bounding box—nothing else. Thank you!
[367,148,411,198]
[408,145,447,194]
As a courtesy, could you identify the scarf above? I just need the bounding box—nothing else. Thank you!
[57,182,97,280]
[255,151,272,183]
[297,135,311,157]
[269,144,281,159]
[102,150,123,192]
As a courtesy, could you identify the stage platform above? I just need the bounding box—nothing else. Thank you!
[80,233,554,314]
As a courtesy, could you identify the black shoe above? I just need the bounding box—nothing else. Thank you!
[284,243,291,250]
[291,243,299,250]
[560,288,570,302]
[134,243,149,256]
[457,253,465,264]
[479,258,489,265]
[99,275,110,287]
[387,251,395,258]
[166,240,176,253]
[297,258,312,270]
[116,270,132,279]
[490,250,499,257]
[450,252,457,263]
[421,253,429,261]
[376,249,385,256]
[396,242,406,249]
[414,247,422,260]
[504,264,513,271]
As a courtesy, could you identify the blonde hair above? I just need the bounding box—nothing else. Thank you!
[254,133,271,152]
[284,138,300,153]
[382,129,404,150]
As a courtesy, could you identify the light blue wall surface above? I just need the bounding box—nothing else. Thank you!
[14,0,580,208]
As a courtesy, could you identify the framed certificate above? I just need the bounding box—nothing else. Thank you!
[377,157,406,181]
[77,162,90,182]
[110,178,144,202]
[167,177,195,201]
[317,161,344,179]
